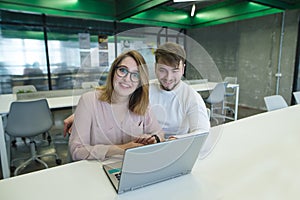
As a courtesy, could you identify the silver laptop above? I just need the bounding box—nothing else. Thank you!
[103,131,209,194]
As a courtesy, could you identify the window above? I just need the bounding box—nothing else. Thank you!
[0,9,186,94]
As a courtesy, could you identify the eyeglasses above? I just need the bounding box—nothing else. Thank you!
[115,66,140,82]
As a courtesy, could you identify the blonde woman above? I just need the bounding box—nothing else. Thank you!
[69,50,164,161]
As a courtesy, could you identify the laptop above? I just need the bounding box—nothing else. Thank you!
[103,131,209,194]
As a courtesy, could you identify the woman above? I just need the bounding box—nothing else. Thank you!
[69,50,164,161]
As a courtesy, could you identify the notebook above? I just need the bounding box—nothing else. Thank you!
[103,131,209,194]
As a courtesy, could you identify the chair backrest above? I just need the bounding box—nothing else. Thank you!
[224,76,237,84]
[224,76,237,96]
[264,95,288,111]
[5,99,53,137]
[205,82,226,104]
[12,85,37,94]
[81,81,99,89]
[184,79,208,85]
[206,108,211,119]
[293,91,300,104]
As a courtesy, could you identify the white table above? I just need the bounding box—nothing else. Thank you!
[190,82,240,121]
[0,93,81,115]
[199,104,300,199]
[0,94,16,115]
[1,105,299,199]
[0,93,81,178]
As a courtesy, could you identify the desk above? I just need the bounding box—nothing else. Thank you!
[0,92,81,178]
[0,92,82,115]
[0,94,16,115]
[1,105,299,199]
[197,104,300,199]
[190,82,239,121]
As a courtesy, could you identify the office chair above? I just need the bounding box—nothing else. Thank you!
[12,85,37,94]
[223,76,237,116]
[293,91,300,104]
[264,95,288,111]
[5,99,61,176]
[206,108,211,119]
[13,85,52,147]
[11,85,38,147]
[204,82,226,124]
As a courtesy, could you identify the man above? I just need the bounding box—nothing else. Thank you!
[150,42,209,138]
[64,42,210,138]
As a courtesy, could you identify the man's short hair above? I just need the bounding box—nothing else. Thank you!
[154,42,186,68]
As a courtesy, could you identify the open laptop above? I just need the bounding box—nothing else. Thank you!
[103,131,209,194]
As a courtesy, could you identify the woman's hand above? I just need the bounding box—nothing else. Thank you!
[134,134,157,145]
[118,141,144,150]
[107,141,144,157]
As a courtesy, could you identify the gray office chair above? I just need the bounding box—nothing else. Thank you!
[204,82,226,124]
[11,85,38,147]
[293,91,300,104]
[5,99,61,176]
[223,76,237,115]
[264,95,288,111]
[11,85,53,147]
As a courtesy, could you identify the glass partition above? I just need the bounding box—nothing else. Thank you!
[0,24,47,93]
[46,27,115,90]
[0,9,186,94]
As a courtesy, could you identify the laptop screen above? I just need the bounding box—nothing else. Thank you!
[103,131,208,194]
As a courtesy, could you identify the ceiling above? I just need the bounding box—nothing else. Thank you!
[0,0,299,29]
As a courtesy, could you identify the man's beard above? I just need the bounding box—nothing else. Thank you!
[160,81,178,91]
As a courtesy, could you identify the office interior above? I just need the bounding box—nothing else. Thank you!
[0,0,300,178]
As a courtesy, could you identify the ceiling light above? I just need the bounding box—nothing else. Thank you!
[173,0,206,2]
[191,4,196,17]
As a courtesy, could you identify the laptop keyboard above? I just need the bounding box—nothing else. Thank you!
[108,168,122,180]
[115,172,121,181]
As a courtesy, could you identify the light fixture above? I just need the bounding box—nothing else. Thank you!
[190,4,196,17]
[173,0,206,2]
[173,0,188,2]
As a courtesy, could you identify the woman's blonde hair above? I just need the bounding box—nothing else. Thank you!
[98,50,149,115]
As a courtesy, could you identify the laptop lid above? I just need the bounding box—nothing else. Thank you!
[103,131,208,194]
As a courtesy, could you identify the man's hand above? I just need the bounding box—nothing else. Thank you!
[63,114,74,137]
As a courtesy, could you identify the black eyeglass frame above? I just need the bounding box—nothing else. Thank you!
[115,66,140,82]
